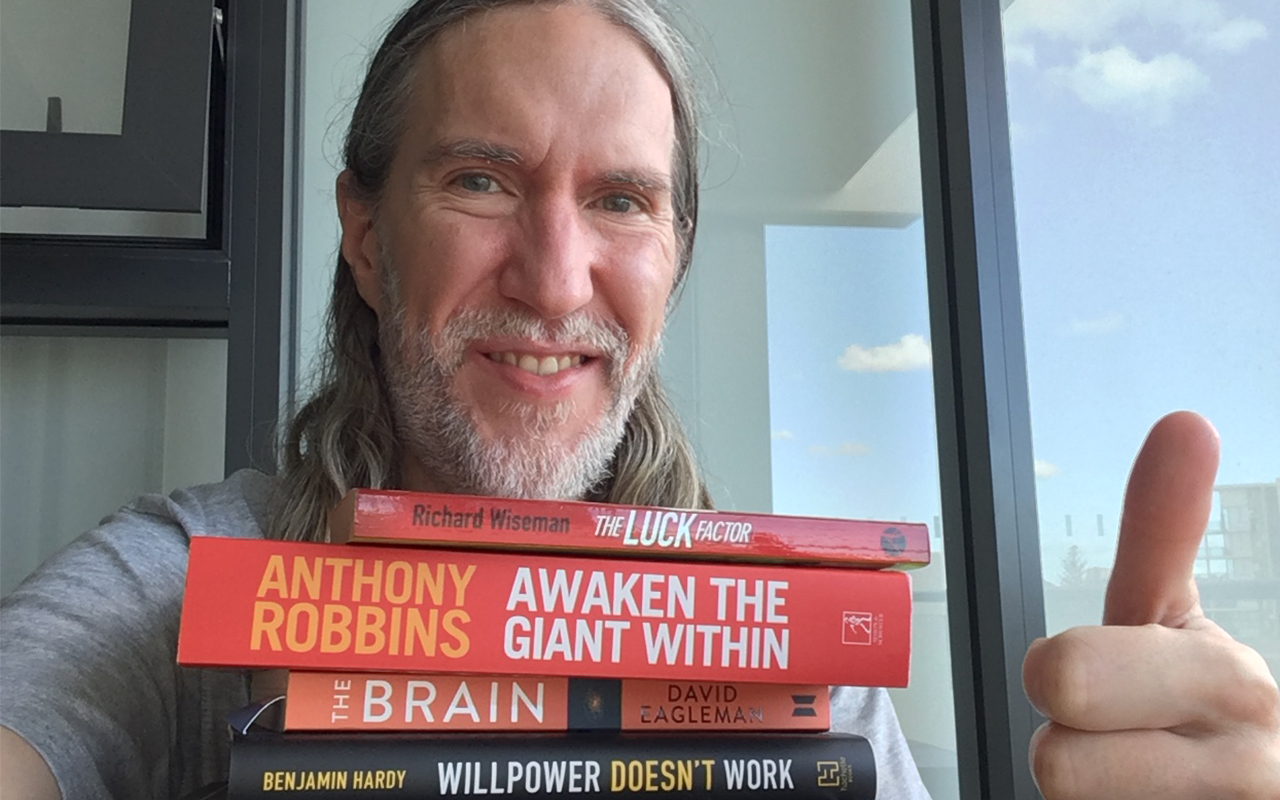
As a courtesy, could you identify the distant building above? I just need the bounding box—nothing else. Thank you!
[1199,480,1280,579]
[1082,566,1110,585]
[1197,480,1280,676]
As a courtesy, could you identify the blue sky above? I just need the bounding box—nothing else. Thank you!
[766,0,1277,580]
[765,223,939,528]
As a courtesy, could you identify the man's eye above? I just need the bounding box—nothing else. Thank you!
[456,173,499,193]
[600,194,638,214]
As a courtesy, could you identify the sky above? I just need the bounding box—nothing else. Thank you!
[765,0,1278,587]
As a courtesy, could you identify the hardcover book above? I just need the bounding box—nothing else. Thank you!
[329,488,930,569]
[283,672,831,732]
[228,732,876,799]
[178,537,912,686]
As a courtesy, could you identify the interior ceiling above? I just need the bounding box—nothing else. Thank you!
[681,0,919,216]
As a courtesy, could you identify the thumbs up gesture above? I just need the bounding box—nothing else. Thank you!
[1022,411,1279,798]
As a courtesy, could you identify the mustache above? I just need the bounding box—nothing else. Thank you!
[422,309,633,378]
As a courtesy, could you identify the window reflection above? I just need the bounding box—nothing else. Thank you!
[0,0,132,135]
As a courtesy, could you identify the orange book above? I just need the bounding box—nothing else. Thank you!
[178,537,912,687]
[283,673,831,732]
[329,488,930,569]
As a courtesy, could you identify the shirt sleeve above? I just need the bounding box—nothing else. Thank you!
[0,495,256,800]
[830,685,933,800]
[0,504,196,800]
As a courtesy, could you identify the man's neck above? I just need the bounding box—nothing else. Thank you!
[399,456,446,494]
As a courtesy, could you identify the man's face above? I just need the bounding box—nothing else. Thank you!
[340,3,679,498]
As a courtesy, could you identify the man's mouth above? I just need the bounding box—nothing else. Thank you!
[486,351,588,376]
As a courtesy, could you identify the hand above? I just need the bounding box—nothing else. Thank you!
[1023,411,1280,799]
[0,726,61,800]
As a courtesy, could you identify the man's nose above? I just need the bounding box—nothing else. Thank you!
[498,196,595,320]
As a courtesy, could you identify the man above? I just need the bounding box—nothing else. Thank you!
[2,1,1276,799]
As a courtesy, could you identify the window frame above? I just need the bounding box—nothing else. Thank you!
[0,0,296,475]
[0,0,213,212]
[912,0,1047,796]
[2,1,1048,792]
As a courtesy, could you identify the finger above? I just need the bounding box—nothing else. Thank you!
[1030,721,1280,800]
[1023,624,1277,732]
[1104,410,1220,627]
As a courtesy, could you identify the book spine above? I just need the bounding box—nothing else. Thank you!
[284,673,831,732]
[229,732,875,799]
[178,538,911,686]
[330,488,930,568]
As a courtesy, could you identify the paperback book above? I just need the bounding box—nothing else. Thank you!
[178,537,912,686]
[228,732,876,799]
[329,488,930,569]
[283,672,831,732]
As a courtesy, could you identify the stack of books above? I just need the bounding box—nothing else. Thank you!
[177,490,928,799]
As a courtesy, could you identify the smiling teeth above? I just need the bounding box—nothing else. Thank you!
[489,352,583,376]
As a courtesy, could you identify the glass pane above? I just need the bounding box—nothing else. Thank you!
[764,224,953,795]
[0,336,227,596]
[296,4,959,796]
[0,206,207,238]
[0,0,132,135]
[1003,1,1280,675]
[0,0,212,236]
[676,2,957,797]
[296,0,410,388]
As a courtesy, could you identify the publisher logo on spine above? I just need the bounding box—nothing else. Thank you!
[880,526,907,556]
[815,758,853,789]
[842,611,874,646]
[790,694,818,717]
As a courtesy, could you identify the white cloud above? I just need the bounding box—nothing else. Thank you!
[1004,0,1267,55]
[806,442,872,458]
[1002,0,1265,120]
[1004,0,1130,45]
[1035,459,1060,478]
[837,334,932,373]
[1070,313,1127,335]
[1202,17,1267,52]
[839,442,872,457]
[772,430,795,441]
[1005,40,1037,68]
[1051,46,1208,122]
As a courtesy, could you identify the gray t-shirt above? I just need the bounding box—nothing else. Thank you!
[0,472,930,800]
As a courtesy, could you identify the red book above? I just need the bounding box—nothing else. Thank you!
[178,538,912,687]
[283,673,831,732]
[328,488,930,569]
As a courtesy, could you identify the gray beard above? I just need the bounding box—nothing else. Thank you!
[379,303,656,500]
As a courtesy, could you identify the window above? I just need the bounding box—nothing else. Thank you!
[1003,0,1280,675]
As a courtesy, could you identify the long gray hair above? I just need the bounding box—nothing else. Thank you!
[271,0,711,542]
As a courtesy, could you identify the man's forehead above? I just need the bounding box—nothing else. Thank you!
[400,4,676,168]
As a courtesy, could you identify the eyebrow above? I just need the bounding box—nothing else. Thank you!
[602,170,672,195]
[420,138,672,194]
[420,138,523,167]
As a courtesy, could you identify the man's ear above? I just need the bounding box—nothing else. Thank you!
[337,169,384,317]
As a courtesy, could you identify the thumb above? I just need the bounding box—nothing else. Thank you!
[1103,410,1221,627]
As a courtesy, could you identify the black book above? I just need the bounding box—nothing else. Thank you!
[228,731,875,799]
